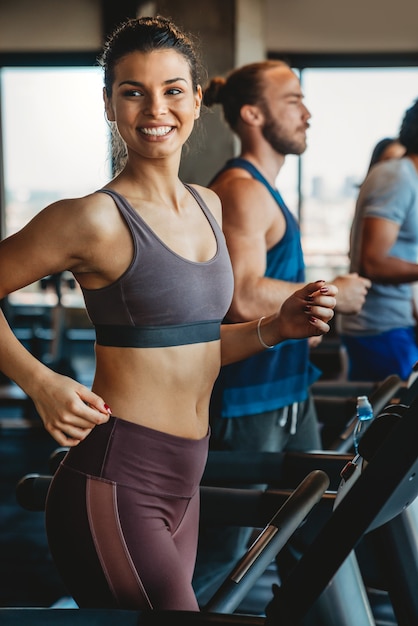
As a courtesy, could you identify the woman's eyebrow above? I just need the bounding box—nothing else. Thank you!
[118,77,188,87]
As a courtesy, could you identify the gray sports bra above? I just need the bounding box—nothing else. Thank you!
[80,186,234,348]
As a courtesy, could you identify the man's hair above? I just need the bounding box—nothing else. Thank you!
[399,99,418,154]
[203,60,289,132]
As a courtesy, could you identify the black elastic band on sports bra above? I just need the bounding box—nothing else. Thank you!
[94,320,222,348]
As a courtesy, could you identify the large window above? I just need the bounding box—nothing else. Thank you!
[1,66,111,303]
[295,67,418,281]
[2,66,111,238]
[2,63,418,290]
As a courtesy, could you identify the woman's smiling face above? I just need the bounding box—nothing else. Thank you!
[104,49,202,160]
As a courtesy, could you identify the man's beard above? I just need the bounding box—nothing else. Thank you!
[261,107,306,156]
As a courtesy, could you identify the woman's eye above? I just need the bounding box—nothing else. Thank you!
[166,88,182,95]
[123,89,142,97]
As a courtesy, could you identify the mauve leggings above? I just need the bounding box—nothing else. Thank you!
[45,416,209,610]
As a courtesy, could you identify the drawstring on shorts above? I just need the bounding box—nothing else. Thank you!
[279,402,298,435]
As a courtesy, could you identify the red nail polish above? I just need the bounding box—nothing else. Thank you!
[104,403,112,413]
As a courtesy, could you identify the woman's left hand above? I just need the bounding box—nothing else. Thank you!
[220,280,338,367]
[271,280,338,344]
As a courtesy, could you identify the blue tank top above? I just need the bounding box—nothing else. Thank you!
[213,158,320,417]
[81,186,234,348]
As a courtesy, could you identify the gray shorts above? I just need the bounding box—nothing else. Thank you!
[209,393,321,454]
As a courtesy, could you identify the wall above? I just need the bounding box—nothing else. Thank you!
[2,0,417,54]
[265,0,418,53]
[0,0,102,51]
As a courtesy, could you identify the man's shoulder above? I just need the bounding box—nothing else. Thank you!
[210,162,270,194]
[211,165,253,186]
[357,158,418,223]
[362,158,412,198]
[370,157,414,183]
[210,170,273,211]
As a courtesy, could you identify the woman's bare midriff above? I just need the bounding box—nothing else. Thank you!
[92,340,221,440]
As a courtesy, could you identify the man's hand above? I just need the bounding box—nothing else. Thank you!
[333,272,371,315]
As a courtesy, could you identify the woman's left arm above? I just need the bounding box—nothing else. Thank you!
[220,280,337,366]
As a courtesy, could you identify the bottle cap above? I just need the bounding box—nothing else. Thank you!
[356,395,373,417]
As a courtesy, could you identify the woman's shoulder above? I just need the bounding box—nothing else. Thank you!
[40,189,114,214]
[61,189,120,220]
[35,190,125,249]
[187,183,222,219]
[187,183,219,202]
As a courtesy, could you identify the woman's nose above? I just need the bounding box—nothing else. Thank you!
[143,94,167,116]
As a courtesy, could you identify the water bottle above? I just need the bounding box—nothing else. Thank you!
[353,395,373,454]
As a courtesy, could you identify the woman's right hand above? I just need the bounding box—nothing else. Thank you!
[31,370,112,446]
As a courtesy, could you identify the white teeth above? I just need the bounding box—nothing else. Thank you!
[140,126,172,136]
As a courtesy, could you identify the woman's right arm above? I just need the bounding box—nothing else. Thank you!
[0,200,111,446]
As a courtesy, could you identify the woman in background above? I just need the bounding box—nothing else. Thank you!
[366,137,406,173]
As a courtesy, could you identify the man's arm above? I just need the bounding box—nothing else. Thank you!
[212,174,303,322]
[212,173,369,320]
[331,273,371,315]
[360,216,418,284]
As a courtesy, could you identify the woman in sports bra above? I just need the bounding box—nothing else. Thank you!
[0,16,337,612]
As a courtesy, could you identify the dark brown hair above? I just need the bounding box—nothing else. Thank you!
[203,60,289,131]
[399,98,418,154]
[99,15,203,97]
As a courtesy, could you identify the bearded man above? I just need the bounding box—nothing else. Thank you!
[192,60,370,602]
